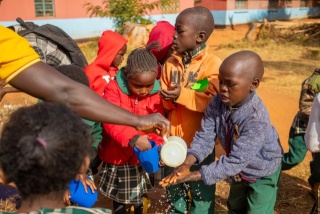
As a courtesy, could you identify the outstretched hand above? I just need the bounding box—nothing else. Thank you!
[159,166,202,187]
[159,154,201,187]
[159,163,191,187]
[136,113,170,137]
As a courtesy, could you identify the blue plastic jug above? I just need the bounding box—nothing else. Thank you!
[134,140,161,173]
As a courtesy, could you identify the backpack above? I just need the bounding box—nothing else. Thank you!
[14,17,88,69]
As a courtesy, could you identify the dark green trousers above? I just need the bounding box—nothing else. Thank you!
[165,152,215,214]
[227,165,281,214]
[282,127,320,186]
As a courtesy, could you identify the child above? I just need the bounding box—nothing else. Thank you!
[146,21,175,79]
[84,30,128,96]
[53,65,102,205]
[305,92,320,214]
[0,102,111,213]
[98,42,165,214]
[159,6,221,213]
[160,50,283,214]
[54,64,102,164]
[281,68,320,198]
[145,20,174,187]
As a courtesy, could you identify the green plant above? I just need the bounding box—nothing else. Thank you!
[84,0,173,33]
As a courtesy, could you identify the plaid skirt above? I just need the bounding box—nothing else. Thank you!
[99,163,152,204]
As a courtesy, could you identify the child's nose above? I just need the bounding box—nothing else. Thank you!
[173,31,178,39]
[219,83,228,91]
[140,88,148,95]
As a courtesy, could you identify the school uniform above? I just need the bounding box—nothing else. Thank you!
[189,92,283,214]
[98,69,164,205]
[161,44,222,213]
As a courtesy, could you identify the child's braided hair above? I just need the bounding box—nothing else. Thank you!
[0,103,93,200]
[125,41,160,78]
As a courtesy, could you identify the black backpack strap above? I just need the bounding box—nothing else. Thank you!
[16,17,39,33]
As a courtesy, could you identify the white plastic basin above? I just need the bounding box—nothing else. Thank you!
[161,136,187,167]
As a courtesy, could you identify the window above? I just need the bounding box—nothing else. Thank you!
[161,0,179,14]
[235,0,248,10]
[300,0,313,7]
[35,0,55,17]
[268,0,279,8]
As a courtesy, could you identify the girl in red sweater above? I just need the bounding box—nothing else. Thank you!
[98,42,164,214]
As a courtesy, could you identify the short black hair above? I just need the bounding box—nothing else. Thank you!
[0,103,93,199]
[55,64,89,87]
[125,42,159,78]
[179,6,215,40]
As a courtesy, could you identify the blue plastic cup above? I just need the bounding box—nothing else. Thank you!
[68,176,98,207]
[134,140,160,173]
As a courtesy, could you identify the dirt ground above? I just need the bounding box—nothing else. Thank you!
[0,21,316,213]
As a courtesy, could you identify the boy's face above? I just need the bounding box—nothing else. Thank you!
[218,62,254,108]
[126,70,157,99]
[112,44,127,68]
[172,14,199,54]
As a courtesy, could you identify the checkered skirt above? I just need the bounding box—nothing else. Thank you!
[98,163,152,204]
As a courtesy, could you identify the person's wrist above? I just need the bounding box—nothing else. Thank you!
[190,171,202,181]
[183,154,197,167]
[132,115,141,129]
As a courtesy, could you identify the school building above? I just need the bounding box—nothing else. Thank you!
[0,0,319,39]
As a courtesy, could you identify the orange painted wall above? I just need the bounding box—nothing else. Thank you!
[0,0,36,20]
[0,0,102,21]
[54,0,102,18]
[140,0,194,14]
[196,0,306,10]
[195,0,227,10]
[0,0,194,21]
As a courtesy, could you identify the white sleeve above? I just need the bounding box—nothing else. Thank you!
[305,93,320,152]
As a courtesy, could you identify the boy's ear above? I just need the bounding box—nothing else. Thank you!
[197,31,207,43]
[250,78,260,91]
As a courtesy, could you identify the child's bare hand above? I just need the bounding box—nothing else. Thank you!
[159,163,190,187]
[159,83,181,101]
[63,189,71,206]
[74,173,97,193]
[159,168,201,187]
[135,135,152,151]
[159,155,200,187]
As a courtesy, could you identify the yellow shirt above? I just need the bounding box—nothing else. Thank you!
[0,25,40,83]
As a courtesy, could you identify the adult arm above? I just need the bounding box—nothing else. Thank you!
[9,61,170,132]
[0,81,20,101]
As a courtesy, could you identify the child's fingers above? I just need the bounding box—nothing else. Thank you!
[86,179,97,193]
[63,190,71,206]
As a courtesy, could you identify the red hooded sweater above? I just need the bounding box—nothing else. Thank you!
[147,21,175,79]
[98,69,165,165]
[84,30,127,96]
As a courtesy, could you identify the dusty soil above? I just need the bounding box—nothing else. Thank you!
[0,21,316,213]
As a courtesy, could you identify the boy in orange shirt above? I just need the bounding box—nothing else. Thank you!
[160,6,221,214]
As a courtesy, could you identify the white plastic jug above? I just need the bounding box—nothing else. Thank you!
[161,136,187,167]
